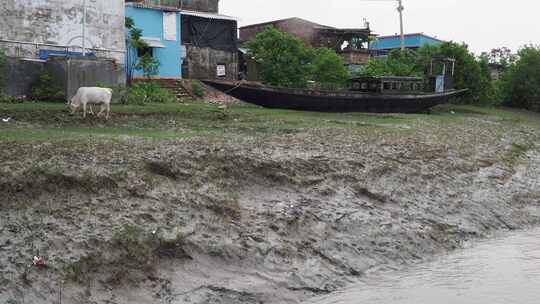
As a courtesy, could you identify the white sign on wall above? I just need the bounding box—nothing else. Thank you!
[163,12,177,41]
[217,65,226,77]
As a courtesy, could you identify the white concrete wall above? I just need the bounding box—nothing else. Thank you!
[0,0,126,62]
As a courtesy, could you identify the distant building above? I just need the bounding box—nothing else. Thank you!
[240,17,373,65]
[240,18,331,46]
[0,0,126,98]
[126,0,239,80]
[369,33,443,52]
[125,3,183,78]
[239,17,374,80]
[180,10,238,80]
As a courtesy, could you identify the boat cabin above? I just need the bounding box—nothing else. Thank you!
[349,76,425,94]
[427,57,456,92]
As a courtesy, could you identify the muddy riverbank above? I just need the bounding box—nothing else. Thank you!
[1,104,539,303]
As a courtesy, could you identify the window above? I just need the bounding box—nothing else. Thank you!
[138,47,153,58]
[163,12,177,41]
[383,82,391,90]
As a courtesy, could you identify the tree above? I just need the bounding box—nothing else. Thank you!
[125,17,151,85]
[245,27,313,88]
[136,53,160,79]
[356,42,494,103]
[442,42,493,103]
[356,49,423,77]
[310,48,349,90]
[483,47,516,69]
[356,56,394,77]
[501,46,540,111]
[416,42,494,103]
[245,27,350,89]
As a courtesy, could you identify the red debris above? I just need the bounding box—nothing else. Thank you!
[32,256,46,268]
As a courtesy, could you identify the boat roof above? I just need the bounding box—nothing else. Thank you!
[351,76,424,81]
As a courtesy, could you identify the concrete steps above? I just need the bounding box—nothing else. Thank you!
[133,78,239,104]
[152,79,192,99]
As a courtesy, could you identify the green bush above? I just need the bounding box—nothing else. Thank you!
[500,46,540,111]
[356,49,420,77]
[31,72,65,101]
[355,43,495,104]
[136,53,160,79]
[310,48,349,90]
[126,81,176,105]
[191,80,205,98]
[245,27,350,90]
[245,27,313,88]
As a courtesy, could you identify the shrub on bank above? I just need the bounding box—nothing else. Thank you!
[126,81,176,105]
[191,80,205,98]
[245,27,349,89]
[355,43,495,104]
[499,46,540,111]
[31,72,65,101]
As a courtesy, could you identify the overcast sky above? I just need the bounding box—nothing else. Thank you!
[220,0,538,54]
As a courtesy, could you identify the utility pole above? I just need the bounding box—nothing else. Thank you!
[397,0,405,50]
[82,0,87,56]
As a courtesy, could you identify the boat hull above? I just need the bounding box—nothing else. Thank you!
[203,80,468,113]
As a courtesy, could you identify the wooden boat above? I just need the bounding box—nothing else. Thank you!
[204,58,468,113]
[203,78,468,113]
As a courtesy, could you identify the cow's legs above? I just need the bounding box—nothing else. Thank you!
[97,104,105,117]
[88,105,95,116]
[83,103,87,118]
[105,103,110,120]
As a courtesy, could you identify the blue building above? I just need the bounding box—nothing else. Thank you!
[370,33,443,52]
[125,3,183,78]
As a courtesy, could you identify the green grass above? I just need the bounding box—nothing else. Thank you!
[1,101,539,142]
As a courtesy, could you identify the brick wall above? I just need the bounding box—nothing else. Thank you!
[240,18,331,46]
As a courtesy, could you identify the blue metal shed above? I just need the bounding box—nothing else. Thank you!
[369,33,443,51]
[125,3,183,78]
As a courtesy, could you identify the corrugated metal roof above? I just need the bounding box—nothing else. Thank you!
[181,10,237,21]
[141,37,166,48]
[126,3,237,21]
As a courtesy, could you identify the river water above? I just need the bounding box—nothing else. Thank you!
[307,228,540,304]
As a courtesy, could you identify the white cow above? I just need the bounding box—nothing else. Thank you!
[69,87,113,120]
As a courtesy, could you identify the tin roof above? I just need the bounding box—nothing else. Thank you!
[180,10,237,21]
[141,37,165,48]
[126,3,237,21]
[375,33,442,42]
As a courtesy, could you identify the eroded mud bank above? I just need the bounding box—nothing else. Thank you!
[1,108,539,304]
